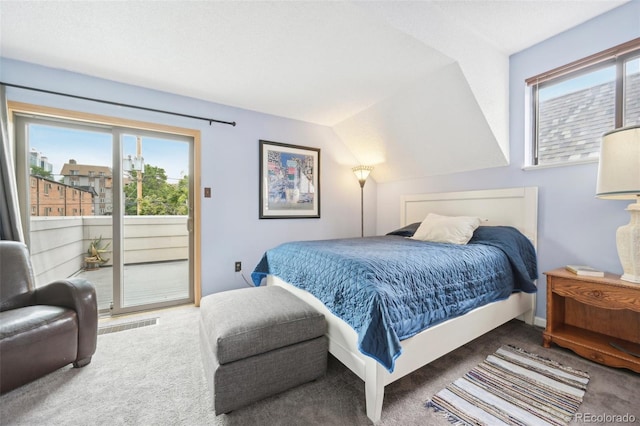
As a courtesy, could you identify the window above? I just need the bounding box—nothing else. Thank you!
[625,56,640,125]
[527,39,640,167]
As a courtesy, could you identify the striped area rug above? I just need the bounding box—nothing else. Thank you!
[426,345,590,426]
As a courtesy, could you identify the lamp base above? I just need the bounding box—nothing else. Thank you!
[620,273,640,283]
[617,202,640,284]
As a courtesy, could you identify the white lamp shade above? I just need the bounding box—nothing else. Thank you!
[596,125,640,200]
[352,166,374,183]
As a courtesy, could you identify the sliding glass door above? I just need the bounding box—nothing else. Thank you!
[116,130,192,313]
[14,114,194,315]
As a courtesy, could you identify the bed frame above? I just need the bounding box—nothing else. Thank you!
[268,186,538,423]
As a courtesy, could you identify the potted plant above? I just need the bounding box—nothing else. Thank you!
[84,236,110,270]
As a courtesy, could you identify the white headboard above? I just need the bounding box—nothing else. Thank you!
[400,187,538,247]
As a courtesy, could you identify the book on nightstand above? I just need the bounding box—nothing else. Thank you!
[565,264,605,277]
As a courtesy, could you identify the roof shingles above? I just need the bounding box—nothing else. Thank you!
[537,72,639,164]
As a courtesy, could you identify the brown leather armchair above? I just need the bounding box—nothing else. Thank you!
[0,241,98,393]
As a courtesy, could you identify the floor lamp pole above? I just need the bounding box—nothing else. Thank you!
[360,184,364,237]
[352,165,373,238]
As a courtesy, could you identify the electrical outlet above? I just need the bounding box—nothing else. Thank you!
[235,261,242,272]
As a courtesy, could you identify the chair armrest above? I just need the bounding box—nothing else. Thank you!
[34,278,98,361]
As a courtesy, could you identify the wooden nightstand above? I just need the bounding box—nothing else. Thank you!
[543,268,640,373]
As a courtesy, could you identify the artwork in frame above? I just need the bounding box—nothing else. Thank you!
[259,140,320,219]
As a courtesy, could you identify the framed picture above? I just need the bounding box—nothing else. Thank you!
[259,140,320,219]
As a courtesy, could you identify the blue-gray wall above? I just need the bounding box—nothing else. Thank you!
[376,1,640,323]
[0,58,378,297]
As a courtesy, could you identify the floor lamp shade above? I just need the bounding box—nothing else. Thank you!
[596,125,640,283]
[353,166,374,187]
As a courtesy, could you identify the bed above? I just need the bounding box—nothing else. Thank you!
[252,187,538,423]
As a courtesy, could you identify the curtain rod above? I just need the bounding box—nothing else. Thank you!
[0,82,236,127]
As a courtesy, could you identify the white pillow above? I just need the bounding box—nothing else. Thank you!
[410,213,481,244]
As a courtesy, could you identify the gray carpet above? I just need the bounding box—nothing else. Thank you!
[1,305,638,425]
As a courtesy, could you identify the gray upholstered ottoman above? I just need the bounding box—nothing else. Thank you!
[199,286,327,414]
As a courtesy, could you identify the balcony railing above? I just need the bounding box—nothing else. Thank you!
[29,215,189,286]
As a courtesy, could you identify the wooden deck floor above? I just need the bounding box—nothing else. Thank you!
[74,260,189,313]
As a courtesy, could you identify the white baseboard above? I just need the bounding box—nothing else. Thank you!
[533,316,546,329]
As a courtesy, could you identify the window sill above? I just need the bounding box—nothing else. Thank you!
[522,158,599,171]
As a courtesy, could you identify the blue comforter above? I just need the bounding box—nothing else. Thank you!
[251,226,537,373]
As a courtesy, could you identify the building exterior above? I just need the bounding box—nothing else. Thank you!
[30,175,94,216]
[29,149,53,173]
[60,159,113,215]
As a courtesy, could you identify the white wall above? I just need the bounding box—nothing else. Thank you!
[1,58,377,296]
[376,1,640,321]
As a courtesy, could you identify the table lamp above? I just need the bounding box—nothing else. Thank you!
[596,124,640,283]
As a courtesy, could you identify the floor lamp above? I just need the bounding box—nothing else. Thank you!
[352,166,373,237]
[596,125,640,283]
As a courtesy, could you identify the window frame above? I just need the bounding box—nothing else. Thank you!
[527,38,640,167]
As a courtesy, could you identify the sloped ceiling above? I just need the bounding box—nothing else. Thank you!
[334,62,507,182]
[337,1,514,180]
[0,1,627,182]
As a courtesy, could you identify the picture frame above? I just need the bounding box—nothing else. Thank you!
[259,140,320,219]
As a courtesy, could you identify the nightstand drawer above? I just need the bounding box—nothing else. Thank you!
[551,277,640,312]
